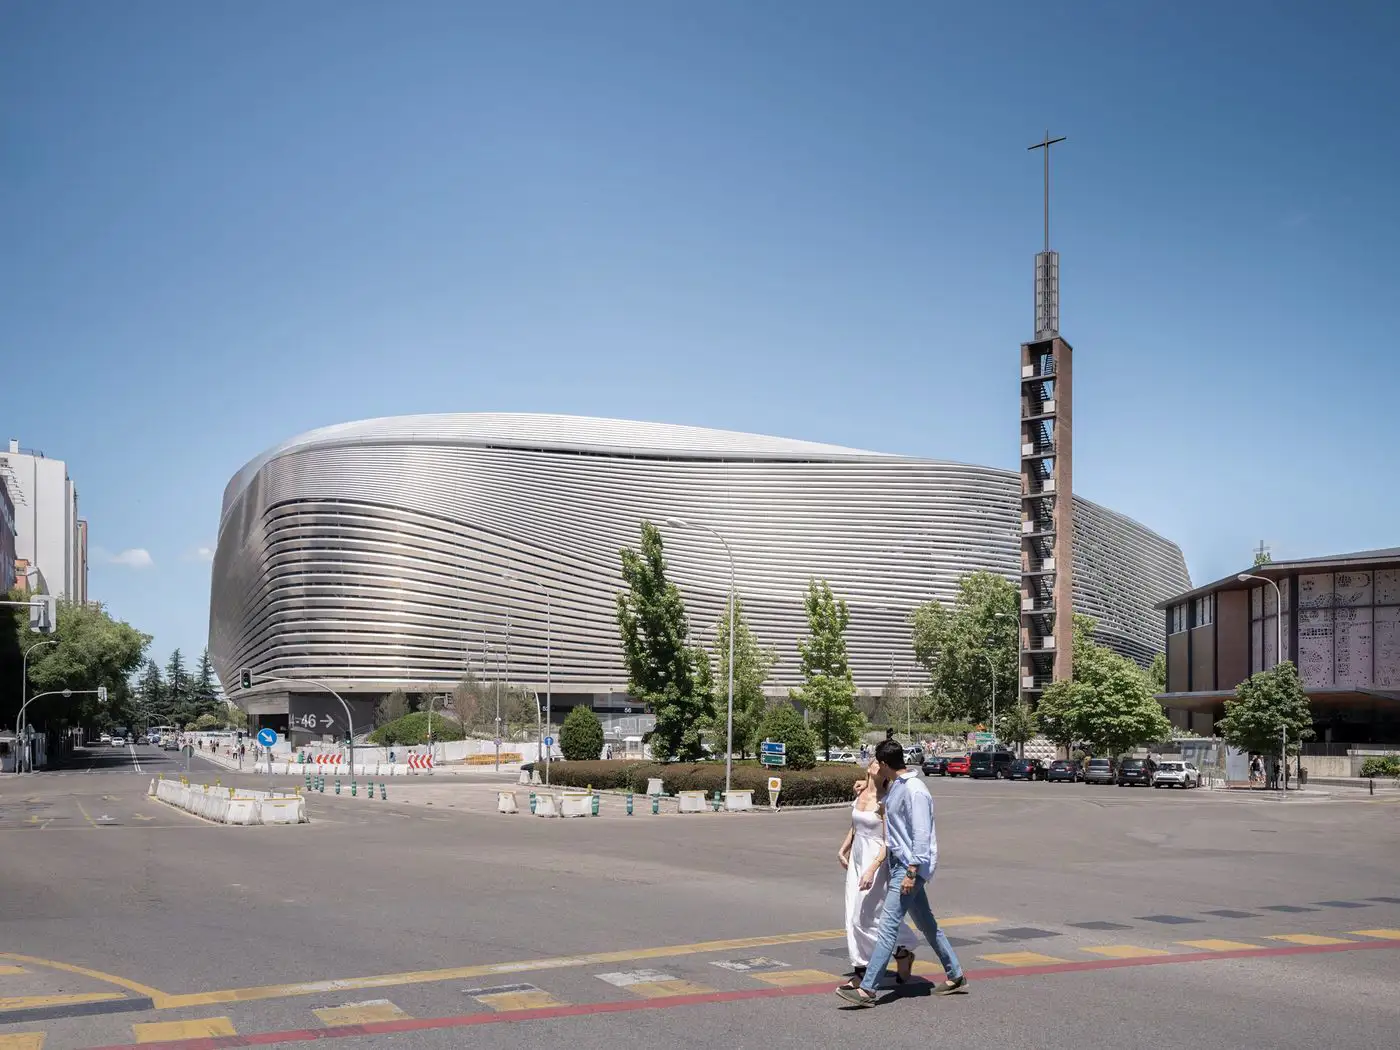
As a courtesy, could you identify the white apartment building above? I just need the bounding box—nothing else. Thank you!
[2,439,87,602]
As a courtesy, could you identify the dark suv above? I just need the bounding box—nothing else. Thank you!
[969,750,1016,779]
[1007,758,1046,781]
[1083,757,1117,785]
[1116,757,1157,787]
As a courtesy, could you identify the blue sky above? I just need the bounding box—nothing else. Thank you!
[2,2,1397,670]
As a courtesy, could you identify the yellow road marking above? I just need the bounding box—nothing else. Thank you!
[133,1017,235,1042]
[1081,945,1170,959]
[941,915,999,927]
[74,801,98,829]
[1351,929,1400,940]
[475,989,565,1011]
[313,1000,409,1025]
[1267,934,1354,946]
[0,953,166,1003]
[623,980,715,998]
[0,992,125,1010]
[980,951,1068,967]
[0,1034,45,1049]
[750,969,840,987]
[0,965,27,975]
[133,814,154,822]
[1178,939,1261,952]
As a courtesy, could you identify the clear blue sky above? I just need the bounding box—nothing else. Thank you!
[3,2,1396,671]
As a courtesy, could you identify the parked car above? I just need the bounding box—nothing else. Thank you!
[1007,758,1047,781]
[1153,760,1201,788]
[945,754,971,777]
[922,755,949,776]
[969,750,1016,779]
[1116,757,1158,787]
[1046,759,1081,783]
[1083,757,1117,784]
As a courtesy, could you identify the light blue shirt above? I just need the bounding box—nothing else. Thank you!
[884,771,937,874]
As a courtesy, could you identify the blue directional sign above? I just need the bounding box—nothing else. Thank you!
[760,740,786,767]
[544,736,554,747]
[257,728,278,747]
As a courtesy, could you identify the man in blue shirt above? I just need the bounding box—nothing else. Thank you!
[837,739,968,1006]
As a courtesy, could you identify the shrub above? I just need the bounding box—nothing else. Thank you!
[1358,755,1400,778]
[367,711,466,746]
[559,706,605,761]
[542,760,859,806]
[755,703,818,770]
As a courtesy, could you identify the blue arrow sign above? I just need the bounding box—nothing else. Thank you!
[257,728,278,747]
[760,741,786,754]
[544,736,554,747]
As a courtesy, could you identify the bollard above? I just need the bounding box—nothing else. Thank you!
[529,791,537,814]
[1370,777,1375,796]
[380,781,386,800]
[304,772,311,790]
[335,778,342,795]
[592,792,600,817]
[651,793,659,815]
[626,793,634,816]
[713,790,722,812]
[366,780,374,798]
[351,780,358,797]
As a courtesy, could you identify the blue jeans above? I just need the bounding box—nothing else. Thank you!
[859,861,962,993]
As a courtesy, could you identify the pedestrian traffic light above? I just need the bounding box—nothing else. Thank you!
[98,686,108,703]
[240,669,252,690]
[30,594,58,635]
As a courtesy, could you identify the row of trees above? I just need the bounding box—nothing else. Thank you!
[373,674,542,739]
[132,648,233,729]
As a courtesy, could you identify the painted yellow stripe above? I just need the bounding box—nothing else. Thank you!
[979,951,1068,967]
[313,1000,409,1025]
[1178,939,1261,952]
[133,1018,235,1042]
[623,980,715,998]
[0,992,125,1010]
[1082,945,1170,959]
[0,965,28,976]
[475,989,566,1011]
[940,915,999,927]
[1350,929,1400,940]
[1267,934,1354,946]
[0,1034,45,1050]
[750,969,841,987]
[0,953,166,1003]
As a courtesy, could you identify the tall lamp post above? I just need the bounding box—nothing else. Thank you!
[504,573,552,784]
[18,639,59,773]
[1239,572,1287,783]
[980,612,1017,755]
[664,517,736,796]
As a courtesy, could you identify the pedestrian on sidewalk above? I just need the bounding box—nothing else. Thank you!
[836,739,968,1007]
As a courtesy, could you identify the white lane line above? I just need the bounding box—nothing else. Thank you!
[129,744,144,774]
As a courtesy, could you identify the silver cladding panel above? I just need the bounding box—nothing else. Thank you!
[209,414,1190,701]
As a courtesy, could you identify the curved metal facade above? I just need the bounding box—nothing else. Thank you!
[209,413,1190,705]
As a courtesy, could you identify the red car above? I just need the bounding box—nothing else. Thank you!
[945,754,971,777]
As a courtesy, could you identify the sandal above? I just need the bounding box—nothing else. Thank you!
[894,947,914,984]
[835,985,877,1007]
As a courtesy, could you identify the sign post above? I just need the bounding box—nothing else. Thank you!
[759,740,786,768]
[258,728,278,777]
[768,776,782,810]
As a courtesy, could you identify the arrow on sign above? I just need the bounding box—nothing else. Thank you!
[320,716,334,728]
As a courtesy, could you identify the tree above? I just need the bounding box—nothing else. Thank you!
[756,701,817,771]
[560,705,605,761]
[368,711,466,746]
[910,571,1019,723]
[1149,652,1167,694]
[190,649,222,719]
[1036,678,1079,757]
[6,596,150,733]
[790,579,865,758]
[615,521,712,761]
[451,672,484,730]
[376,689,409,727]
[190,711,225,731]
[1216,662,1313,762]
[996,703,1040,757]
[136,659,166,725]
[706,596,777,758]
[165,649,194,727]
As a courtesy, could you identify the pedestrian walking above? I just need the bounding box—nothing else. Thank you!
[835,739,968,1006]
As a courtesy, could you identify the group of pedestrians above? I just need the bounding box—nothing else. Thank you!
[836,739,968,1007]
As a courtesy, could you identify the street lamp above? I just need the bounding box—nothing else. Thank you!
[503,572,552,784]
[18,639,58,773]
[664,517,736,796]
[981,612,1017,756]
[1237,573,1284,669]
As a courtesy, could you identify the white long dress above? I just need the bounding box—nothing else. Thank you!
[845,803,919,968]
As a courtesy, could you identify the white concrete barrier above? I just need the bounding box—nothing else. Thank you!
[535,793,559,818]
[559,791,593,817]
[152,780,309,825]
[259,795,307,824]
[724,790,754,812]
[226,796,261,825]
[646,778,665,796]
[498,791,519,814]
[678,790,708,814]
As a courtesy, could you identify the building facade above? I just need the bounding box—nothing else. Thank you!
[210,414,1191,734]
[1157,547,1400,744]
[0,477,15,594]
[1,440,86,601]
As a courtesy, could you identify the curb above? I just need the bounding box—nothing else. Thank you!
[0,995,154,1025]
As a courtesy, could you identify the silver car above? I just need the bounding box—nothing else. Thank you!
[1153,761,1200,788]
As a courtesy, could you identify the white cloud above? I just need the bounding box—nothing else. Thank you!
[191,546,215,563]
[110,548,155,569]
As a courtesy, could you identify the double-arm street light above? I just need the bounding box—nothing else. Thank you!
[664,517,736,796]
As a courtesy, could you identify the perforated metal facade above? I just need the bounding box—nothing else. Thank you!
[210,414,1190,707]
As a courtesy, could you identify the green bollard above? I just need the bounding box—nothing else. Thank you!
[351,780,357,797]
[365,780,373,798]
[529,791,537,814]
[335,778,341,795]
[651,793,659,815]
[379,782,386,800]
[304,772,311,790]
[318,777,325,793]
[712,790,722,812]
[592,792,600,817]
[626,793,634,816]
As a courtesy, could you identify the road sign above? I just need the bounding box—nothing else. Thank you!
[257,728,278,747]
[544,736,554,747]
[973,732,994,748]
[760,740,786,767]
[768,776,782,809]
[494,738,503,747]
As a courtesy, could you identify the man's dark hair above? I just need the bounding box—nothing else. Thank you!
[875,739,905,770]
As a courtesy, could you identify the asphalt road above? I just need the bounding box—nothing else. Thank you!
[2,746,1398,1049]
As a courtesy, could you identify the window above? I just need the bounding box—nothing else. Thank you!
[1170,603,1187,634]
[1193,594,1214,628]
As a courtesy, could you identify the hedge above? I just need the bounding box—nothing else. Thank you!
[540,760,862,806]
[367,711,466,746]
[1358,755,1400,778]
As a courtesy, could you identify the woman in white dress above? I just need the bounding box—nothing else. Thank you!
[838,759,918,987]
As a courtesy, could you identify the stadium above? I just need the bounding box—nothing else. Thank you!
[209,413,1191,730]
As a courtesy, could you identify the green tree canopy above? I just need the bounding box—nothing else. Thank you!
[190,649,222,720]
[616,521,712,761]
[996,703,1040,756]
[706,596,777,758]
[136,658,167,725]
[367,711,467,746]
[165,648,192,726]
[910,571,1020,723]
[376,689,410,727]
[559,704,605,761]
[1149,652,1167,694]
[790,579,865,758]
[1216,662,1313,758]
[756,701,818,771]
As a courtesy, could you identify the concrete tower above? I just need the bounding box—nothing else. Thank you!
[1020,133,1073,705]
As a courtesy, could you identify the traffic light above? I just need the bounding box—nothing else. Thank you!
[98,686,108,704]
[240,669,252,690]
[30,594,57,635]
